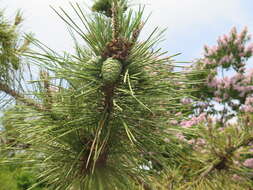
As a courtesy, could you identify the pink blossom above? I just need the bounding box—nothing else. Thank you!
[204,45,209,50]
[206,68,253,105]
[204,59,212,64]
[241,105,253,112]
[247,68,253,77]
[222,34,228,42]
[198,113,207,121]
[170,120,178,125]
[218,127,225,132]
[223,77,230,88]
[243,158,253,168]
[246,43,253,54]
[175,133,185,141]
[241,96,253,112]
[240,92,246,97]
[234,39,241,46]
[245,97,253,104]
[233,85,243,91]
[196,138,206,146]
[208,78,219,88]
[175,112,182,116]
[232,174,242,181]
[208,46,218,55]
[220,39,227,45]
[214,90,221,97]
[181,98,193,105]
[239,52,245,57]
[204,27,251,70]
[214,97,222,103]
[230,26,237,35]
[180,120,195,128]
[220,56,229,64]
[238,44,244,52]
[188,139,195,145]
[223,93,229,99]
[180,113,206,128]
[239,27,248,40]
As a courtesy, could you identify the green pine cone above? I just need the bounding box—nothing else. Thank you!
[101,58,122,84]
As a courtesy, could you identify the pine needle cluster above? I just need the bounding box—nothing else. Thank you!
[0,1,196,189]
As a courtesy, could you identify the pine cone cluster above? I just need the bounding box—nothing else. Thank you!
[102,37,133,62]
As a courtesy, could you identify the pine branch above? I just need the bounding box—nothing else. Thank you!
[224,136,253,156]
[201,136,253,177]
[40,70,53,110]
[17,38,30,53]
[14,11,23,26]
[131,22,144,43]
[128,173,152,190]
[111,2,119,40]
[0,82,46,112]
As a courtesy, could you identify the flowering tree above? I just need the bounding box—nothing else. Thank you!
[182,27,253,127]
[164,27,253,189]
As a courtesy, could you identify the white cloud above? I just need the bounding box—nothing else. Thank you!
[137,0,249,31]
[2,0,88,51]
[3,0,250,37]
[132,0,253,60]
[2,0,252,59]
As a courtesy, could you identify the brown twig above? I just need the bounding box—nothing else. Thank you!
[200,136,253,178]
[132,22,144,43]
[0,82,46,112]
[111,2,119,41]
[40,70,53,110]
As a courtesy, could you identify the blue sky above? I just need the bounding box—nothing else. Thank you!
[2,0,253,63]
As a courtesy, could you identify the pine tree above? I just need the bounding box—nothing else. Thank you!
[0,1,193,189]
[1,1,253,190]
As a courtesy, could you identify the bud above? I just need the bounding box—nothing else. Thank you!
[14,11,23,26]
[243,158,253,168]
